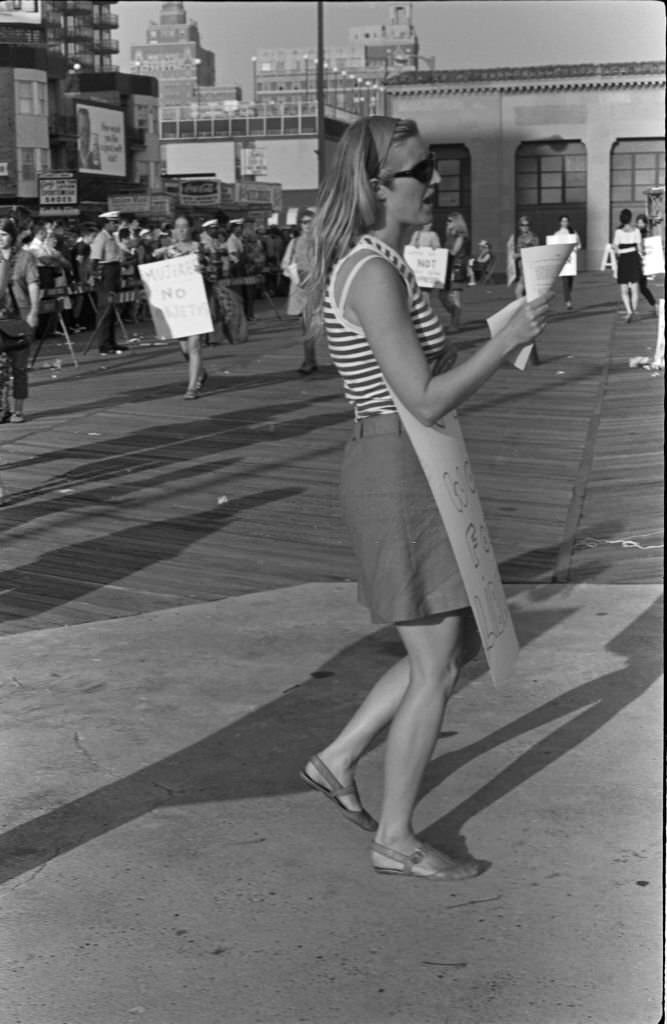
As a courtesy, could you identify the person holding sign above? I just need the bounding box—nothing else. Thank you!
[547,215,582,310]
[152,214,208,398]
[612,209,643,323]
[301,116,550,881]
[635,214,658,315]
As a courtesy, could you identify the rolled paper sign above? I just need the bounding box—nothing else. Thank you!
[487,243,576,371]
[386,385,520,685]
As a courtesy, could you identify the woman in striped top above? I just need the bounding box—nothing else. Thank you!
[299,116,550,880]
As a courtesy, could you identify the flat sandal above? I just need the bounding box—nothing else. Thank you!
[371,840,479,880]
[300,754,377,832]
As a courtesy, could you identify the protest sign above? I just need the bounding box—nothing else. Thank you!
[138,254,213,340]
[387,387,519,685]
[403,246,449,289]
[546,234,578,276]
[491,242,575,370]
[642,236,665,277]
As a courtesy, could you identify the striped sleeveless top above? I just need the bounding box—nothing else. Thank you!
[323,235,451,420]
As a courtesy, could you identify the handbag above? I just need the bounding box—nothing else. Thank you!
[0,317,28,352]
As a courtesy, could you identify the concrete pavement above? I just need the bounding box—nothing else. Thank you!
[0,274,663,1024]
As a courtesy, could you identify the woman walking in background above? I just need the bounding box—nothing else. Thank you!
[300,115,550,880]
[549,214,582,310]
[442,211,469,332]
[281,210,319,374]
[506,216,540,299]
[613,208,643,323]
[0,217,40,423]
[153,214,208,398]
[635,213,657,314]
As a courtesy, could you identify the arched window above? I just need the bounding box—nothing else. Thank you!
[515,140,587,245]
[431,144,471,242]
[610,138,665,233]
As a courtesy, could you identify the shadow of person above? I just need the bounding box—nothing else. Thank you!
[419,594,662,866]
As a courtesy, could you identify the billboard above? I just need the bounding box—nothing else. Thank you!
[0,0,41,24]
[76,102,126,177]
[178,179,220,207]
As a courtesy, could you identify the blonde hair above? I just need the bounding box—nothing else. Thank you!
[306,116,419,312]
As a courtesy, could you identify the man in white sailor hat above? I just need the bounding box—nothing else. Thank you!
[90,212,126,353]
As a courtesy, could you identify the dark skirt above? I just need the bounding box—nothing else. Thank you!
[617,249,642,284]
[340,413,470,624]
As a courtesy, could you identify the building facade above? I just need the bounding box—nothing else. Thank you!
[130,1,216,110]
[385,62,665,268]
[0,3,159,211]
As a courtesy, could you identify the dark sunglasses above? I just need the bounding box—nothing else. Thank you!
[391,152,436,184]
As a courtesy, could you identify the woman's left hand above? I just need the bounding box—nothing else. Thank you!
[432,342,458,376]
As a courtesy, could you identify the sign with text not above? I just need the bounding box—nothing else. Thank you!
[138,254,213,340]
[403,245,449,288]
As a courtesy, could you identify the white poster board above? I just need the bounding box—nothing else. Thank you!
[403,246,449,289]
[138,254,213,340]
[546,234,578,276]
[642,236,665,277]
[491,242,575,370]
[76,103,126,177]
[388,389,519,685]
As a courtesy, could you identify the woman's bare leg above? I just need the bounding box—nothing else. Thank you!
[186,335,202,391]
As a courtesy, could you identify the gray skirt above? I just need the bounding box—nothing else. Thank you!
[340,413,471,625]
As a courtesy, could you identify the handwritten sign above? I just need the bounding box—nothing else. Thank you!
[546,233,578,276]
[138,254,213,340]
[403,246,449,289]
[387,388,519,684]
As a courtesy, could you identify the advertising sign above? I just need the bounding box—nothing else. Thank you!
[388,390,519,685]
[38,172,78,217]
[235,181,282,212]
[107,193,175,218]
[178,179,220,207]
[0,0,41,24]
[76,102,126,177]
[138,253,213,341]
[403,245,449,289]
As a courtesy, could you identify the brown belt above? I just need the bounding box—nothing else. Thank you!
[352,413,403,439]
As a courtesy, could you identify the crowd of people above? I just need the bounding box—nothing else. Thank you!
[0,209,307,416]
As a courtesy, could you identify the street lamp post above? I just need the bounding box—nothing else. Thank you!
[251,56,257,105]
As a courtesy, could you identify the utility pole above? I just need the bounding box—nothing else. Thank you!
[316,0,325,184]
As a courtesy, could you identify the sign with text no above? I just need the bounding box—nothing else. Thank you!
[138,254,213,340]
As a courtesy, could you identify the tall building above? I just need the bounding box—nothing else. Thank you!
[42,0,121,73]
[254,3,432,112]
[0,1,160,209]
[130,0,215,109]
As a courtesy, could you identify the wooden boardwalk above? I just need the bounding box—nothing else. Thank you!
[0,273,662,636]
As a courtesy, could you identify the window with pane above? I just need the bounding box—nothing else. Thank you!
[431,144,471,240]
[610,138,665,231]
[515,140,587,245]
[19,148,35,181]
[17,81,33,115]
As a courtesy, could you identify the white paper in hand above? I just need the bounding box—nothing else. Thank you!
[509,242,576,370]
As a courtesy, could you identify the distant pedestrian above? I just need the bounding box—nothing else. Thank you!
[0,217,40,424]
[90,212,127,353]
[549,215,582,310]
[153,214,209,397]
[408,220,445,314]
[613,208,643,323]
[442,211,469,331]
[302,115,550,880]
[635,213,657,314]
[467,239,494,285]
[281,210,319,374]
[506,216,540,299]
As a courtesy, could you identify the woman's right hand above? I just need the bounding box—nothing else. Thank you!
[496,292,552,356]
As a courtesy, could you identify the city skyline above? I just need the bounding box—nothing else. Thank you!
[117,0,666,97]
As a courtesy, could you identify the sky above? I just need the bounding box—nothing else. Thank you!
[117,0,665,97]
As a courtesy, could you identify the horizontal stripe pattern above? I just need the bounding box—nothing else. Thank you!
[324,235,449,419]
